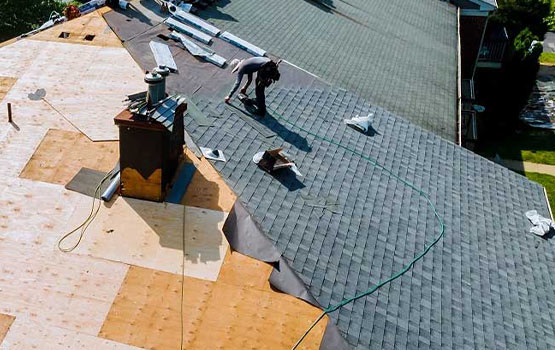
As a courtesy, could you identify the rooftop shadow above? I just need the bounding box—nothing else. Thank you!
[264,167,306,192]
[198,0,238,23]
[302,0,335,13]
[227,103,313,153]
[123,194,226,266]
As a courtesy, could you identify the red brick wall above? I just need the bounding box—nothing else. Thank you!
[460,15,487,79]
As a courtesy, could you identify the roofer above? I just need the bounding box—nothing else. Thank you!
[225,57,280,116]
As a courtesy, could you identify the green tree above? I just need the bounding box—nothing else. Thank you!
[513,27,542,60]
[0,0,67,42]
[494,0,551,37]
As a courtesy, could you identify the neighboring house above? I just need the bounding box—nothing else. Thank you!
[450,0,501,79]
[449,0,507,149]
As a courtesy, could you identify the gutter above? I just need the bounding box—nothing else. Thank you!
[456,7,462,146]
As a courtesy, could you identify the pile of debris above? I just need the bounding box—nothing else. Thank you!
[520,66,555,130]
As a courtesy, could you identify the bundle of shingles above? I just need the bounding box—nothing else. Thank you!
[125,92,186,131]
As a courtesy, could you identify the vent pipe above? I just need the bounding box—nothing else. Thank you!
[153,66,170,100]
[145,71,164,107]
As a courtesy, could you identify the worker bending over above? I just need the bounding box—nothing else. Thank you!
[225,57,280,116]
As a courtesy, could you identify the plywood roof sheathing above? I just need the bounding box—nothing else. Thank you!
[66,197,229,281]
[30,11,123,48]
[20,129,118,186]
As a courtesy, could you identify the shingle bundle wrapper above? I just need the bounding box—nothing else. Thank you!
[526,210,554,236]
[344,113,373,133]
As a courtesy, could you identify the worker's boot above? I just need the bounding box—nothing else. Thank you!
[238,93,248,102]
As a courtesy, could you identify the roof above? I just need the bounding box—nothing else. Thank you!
[451,0,497,11]
[198,0,459,140]
[470,0,498,10]
[1,4,552,350]
[0,9,328,350]
[184,86,555,349]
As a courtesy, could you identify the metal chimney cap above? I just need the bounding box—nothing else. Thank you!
[154,66,170,77]
[144,72,163,83]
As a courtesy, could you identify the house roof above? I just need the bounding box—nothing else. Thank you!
[1,3,551,350]
[0,9,328,350]
[471,0,498,10]
[100,5,555,349]
[197,0,459,141]
[184,86,555,349]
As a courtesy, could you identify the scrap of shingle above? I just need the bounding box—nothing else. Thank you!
[199,0,458,140]
[184,87,555,349]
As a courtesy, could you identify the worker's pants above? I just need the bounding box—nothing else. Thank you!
[254,83,266,116]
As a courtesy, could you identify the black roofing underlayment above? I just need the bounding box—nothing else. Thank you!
[185,87,555,349]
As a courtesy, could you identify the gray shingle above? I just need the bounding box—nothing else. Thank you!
[185,87,555,349]
[198,0,459,140]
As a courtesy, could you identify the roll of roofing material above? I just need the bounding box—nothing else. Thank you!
[101,172,120,202]
[169,6,220,36]
[169,32,226,67]
[165,17,212,44]
[219,32,266,57]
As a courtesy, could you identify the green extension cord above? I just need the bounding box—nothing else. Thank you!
[58,169,115,253]
[263,106,446,349]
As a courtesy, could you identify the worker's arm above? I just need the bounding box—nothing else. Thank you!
[240,73,253,94]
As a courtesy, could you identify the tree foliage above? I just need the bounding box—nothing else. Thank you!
[493,0,551,37]
[0,0,66,42]
[513,28,541,60]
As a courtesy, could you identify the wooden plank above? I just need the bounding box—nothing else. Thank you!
[30,11,123,48]
[182,149,237,212]
[0,177,128,337]
[19,129,119,185]
[120,168,163,202]
[0,39,145,141]
[0,241,128,335]
[217,249,273,291]
[0,177,83,246]
[0,39,46,78]
[2,317,143,350]
[99,263,326,350]
[68,196,229,281]
[0,314,15,344]
[0,77,17,103]
[0,38,18,49]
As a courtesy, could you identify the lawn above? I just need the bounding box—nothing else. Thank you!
[525,171,555,211]
[540,52,555,65]
[478,129,555,165]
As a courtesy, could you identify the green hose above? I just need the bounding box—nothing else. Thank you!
[263,105,446,349]
[58,169,115,253]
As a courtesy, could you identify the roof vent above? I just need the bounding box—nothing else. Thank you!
[144,71,164,107]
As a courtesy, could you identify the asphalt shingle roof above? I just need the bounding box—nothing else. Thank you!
[185,86,555,349]
[199,0,459,140]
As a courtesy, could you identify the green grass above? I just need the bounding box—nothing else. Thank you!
[525,172,555,210]
[478,129,555,165]
[540,52,555,65]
